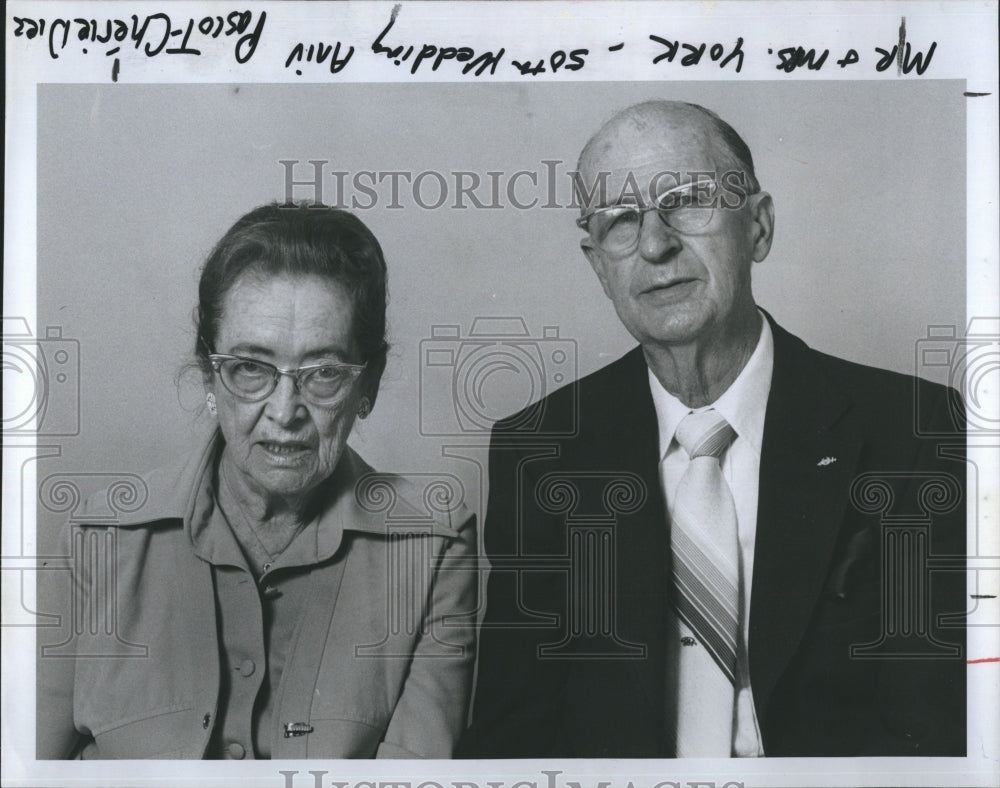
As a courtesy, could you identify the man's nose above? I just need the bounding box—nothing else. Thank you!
[265,374,306,426]
[638,211,682,263]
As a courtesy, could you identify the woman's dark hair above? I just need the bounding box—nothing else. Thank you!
[195,203,389,388]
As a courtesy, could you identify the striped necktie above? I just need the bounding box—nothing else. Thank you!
[670,409,739,756]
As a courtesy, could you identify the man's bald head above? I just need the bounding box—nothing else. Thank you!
[573,98,775,376]
[576,101,760,203]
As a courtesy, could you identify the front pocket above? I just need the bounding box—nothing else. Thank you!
[89,706,202,759]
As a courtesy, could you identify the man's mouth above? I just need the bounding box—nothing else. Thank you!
[642,278,698,295]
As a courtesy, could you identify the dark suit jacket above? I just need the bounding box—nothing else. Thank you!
[459,316,966,757]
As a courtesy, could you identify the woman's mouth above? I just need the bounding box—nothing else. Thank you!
[258,441,312,458]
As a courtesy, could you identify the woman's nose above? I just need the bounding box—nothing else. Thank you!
[265,373,306,425]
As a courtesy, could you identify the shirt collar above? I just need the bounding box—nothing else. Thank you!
[106,430,463,546]
[189,448,356,569]
[648,313,774,459]
[183,436,464,568]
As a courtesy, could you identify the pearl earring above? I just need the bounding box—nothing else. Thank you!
[206,392,217,415]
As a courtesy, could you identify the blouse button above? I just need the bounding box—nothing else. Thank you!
[227,742,246,759]
[239,658,256,677]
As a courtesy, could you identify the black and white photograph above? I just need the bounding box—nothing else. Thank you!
[4,2,998,787]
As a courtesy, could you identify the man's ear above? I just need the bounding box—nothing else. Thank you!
[581,238,613,300]
[749,191,775,263]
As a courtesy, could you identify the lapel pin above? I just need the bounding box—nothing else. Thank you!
[817,456,838,467]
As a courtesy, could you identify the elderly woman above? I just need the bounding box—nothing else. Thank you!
[37,204,477,759]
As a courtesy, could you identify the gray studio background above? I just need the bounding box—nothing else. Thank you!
[35,80,965,524]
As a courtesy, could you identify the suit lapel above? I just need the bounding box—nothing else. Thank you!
[578,328,866,751]
[749,318,863,730]
[585,348,671,745]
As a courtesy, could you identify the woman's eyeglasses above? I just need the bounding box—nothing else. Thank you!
[209,354,365,406]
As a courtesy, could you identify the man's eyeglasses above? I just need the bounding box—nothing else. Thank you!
[576,178,753,256]
[209,354,366,406]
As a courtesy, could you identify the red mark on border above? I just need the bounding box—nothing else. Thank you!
[967,657,1000,664]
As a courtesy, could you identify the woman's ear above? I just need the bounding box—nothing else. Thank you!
[362,354,388,410]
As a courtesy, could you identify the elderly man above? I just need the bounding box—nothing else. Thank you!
[459,101,966,758]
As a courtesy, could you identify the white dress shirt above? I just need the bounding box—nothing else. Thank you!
[647,315,774,757]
